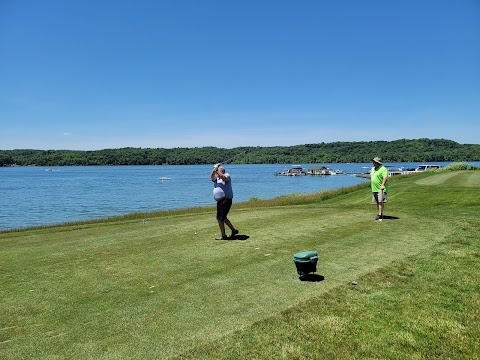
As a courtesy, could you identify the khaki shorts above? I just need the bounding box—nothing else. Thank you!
[372,192,387,203]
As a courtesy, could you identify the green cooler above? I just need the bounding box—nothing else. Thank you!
[293,251,319,278]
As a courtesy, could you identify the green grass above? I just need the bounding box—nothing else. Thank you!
[1,170,479,359]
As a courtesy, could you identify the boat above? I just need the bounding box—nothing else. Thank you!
[356,166,408,178]
[159,177,173,181]
[415,164,442,172]
[305,166,347,176]
[388,164,442,176]
[385,165,405,177]
[305,166,331,175]
[306,166,330,175]
[274,165,306,176]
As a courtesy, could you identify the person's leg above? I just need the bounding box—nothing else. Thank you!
[373,192,382,220]
[216,200,227,238]
[217,219,227,237]
[222,199,238,236]
[377,191,386,218]
[374,202,382,221]
[223,218,238,235]
[223,218,232,230]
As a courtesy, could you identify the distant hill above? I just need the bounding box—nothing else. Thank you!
[1,138,479,166]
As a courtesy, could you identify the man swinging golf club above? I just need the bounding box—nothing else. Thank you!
[211,163,239,240]
[370,157,388,221]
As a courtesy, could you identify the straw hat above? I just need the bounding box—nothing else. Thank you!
[372,157,383,164]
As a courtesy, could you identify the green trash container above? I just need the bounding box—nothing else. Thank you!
[293,251,318,278]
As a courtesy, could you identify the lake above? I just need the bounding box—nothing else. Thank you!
[0,162,475,231]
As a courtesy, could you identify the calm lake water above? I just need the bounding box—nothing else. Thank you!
[0,162,476,231]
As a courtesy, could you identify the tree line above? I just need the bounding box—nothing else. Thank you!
[1,138,480,167]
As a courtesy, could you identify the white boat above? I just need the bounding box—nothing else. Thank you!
[306,166,346,176]
[274,165,306,176]
[415,164,442,172]
[387,164,442,176]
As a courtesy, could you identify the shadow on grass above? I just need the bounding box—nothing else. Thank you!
[225,234,250,241]
[299,274,325,282]
[382,215,400,220]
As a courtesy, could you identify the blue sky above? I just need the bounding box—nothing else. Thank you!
[1,0,479,150]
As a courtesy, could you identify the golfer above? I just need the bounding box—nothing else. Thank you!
[211,163,239,240]
[370,157,389,221]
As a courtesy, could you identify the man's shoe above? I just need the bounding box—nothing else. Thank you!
[231,229,239,237]
[375,215,383,221]
[215,235,227,240]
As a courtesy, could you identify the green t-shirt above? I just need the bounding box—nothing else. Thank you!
[370,165,389,192]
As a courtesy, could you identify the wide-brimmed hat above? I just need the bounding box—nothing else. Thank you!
[372,157,383,164]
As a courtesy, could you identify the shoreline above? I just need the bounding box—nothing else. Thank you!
[0,182,370,234]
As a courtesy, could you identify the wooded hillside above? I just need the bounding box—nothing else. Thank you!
[1,138,479,166]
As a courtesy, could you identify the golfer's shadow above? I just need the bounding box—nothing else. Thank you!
[229,234,249,241]
[299,274,325,282]
[382,215,399,220]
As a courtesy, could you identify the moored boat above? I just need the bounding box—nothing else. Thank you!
[275,165,306,176]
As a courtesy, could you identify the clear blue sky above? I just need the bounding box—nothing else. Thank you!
[1,0,479,150]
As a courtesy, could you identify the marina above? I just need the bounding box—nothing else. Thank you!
[274,163,444,179]
[275,165,346,176]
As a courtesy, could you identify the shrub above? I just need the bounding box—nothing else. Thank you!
[443,162,480,171]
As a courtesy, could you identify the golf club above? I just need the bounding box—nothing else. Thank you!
[380,189,385,220]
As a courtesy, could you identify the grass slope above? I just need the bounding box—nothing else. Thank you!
[1,171,479,359]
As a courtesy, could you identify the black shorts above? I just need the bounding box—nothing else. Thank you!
[216,198,233,221]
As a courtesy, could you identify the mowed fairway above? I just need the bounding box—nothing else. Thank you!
[1,171,479,359]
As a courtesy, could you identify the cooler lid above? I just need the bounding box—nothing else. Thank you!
[293,251,318,261]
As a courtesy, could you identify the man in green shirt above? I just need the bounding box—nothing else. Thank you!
[370,157,388,221]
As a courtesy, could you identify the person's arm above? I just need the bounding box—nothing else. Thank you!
[381,178,387,190]
[380,168,388,190]
[211,163,222,181]
[217,172,228,182]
